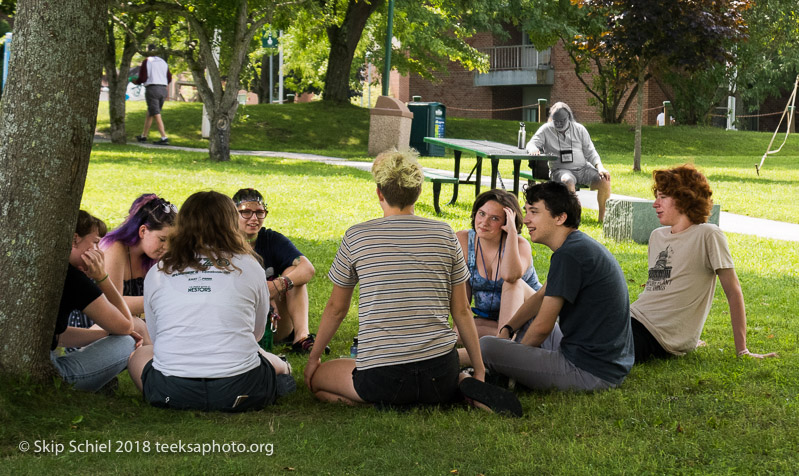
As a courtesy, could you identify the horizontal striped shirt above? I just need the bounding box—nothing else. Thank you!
[329,215,469,370]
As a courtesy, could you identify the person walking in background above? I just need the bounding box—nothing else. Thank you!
[134,44,172,145]
[526,102,612,222]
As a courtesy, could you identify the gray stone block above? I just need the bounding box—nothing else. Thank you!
[602,198,720,244]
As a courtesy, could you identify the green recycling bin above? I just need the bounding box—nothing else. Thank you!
[408,101,446,156]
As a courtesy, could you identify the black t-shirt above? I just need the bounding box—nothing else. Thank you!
[252,228,303,279]
[53,264,102,350]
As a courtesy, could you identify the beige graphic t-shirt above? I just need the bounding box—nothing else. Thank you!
[631,224,734,355]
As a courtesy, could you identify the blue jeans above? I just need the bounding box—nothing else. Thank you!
[50,335,136,392]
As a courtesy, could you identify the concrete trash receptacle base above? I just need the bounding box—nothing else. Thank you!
[368,96,413,156]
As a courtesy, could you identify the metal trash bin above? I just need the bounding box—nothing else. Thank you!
[408,101,446,156]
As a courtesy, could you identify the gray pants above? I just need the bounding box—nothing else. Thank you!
[480,323,614,392]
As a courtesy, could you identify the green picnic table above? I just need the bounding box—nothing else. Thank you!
[422,137,556,212]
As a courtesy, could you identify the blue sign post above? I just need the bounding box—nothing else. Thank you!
[2,33,11,92]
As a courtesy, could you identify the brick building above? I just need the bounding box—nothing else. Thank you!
[392,30,672,126]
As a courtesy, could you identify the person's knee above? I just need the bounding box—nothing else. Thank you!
[591,179,610,193]
[559,175,576,186]
[479,335,498,357]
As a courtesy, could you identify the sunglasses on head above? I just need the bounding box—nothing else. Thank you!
[148,198,177,216]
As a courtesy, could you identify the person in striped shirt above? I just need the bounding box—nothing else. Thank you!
[304,150,521,416]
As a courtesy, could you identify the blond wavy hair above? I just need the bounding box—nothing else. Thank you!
[371,149,424,209]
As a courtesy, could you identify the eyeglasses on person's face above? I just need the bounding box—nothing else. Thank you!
[238,209,267,219]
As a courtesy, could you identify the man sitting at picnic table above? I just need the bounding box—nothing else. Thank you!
[526,101,611,222]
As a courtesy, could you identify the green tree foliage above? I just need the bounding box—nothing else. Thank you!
[283,0,518,104]
[656,66,731,126]
[576,0,750,170]
[0,0,14,28]
[734,0,799,109]
[517,0,638,124]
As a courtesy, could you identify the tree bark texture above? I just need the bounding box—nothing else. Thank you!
[105,21,132,143]
[104,16,154,144]
[208,100,237,162]
[0,0,107,381]
[323,0,384,103]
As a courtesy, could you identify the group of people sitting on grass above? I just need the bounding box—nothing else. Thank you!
[53,149,776,416]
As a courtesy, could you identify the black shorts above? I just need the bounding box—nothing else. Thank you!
[631,317,671,363]
[144,85,167,116]
[352,347,460,407]
[141,353,277,412]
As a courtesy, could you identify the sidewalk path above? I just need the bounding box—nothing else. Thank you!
[99,139,799,242]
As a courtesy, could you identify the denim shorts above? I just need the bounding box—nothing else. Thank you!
[352,347,460,407]
[142,353,277,412]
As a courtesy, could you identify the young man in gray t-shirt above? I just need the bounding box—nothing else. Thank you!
[480,181,634,391]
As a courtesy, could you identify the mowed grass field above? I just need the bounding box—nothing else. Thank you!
[0,100,796,475]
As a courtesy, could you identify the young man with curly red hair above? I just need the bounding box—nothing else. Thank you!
[630,165,777,362]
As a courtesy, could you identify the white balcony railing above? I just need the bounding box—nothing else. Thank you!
[480,45,552,71]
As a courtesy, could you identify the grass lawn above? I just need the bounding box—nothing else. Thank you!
[104,101,799,224]
[1,102,796,474]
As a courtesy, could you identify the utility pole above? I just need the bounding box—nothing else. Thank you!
[381,0,395,97]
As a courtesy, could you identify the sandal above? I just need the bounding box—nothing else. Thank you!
[290,334,330,354]
[459,377,523,418]
[275,330,295,345]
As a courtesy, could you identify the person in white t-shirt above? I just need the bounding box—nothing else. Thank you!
[630,165,778,362]
[127,191,294,412]
[656,112,675,126]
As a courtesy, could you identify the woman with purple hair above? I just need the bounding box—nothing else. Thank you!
[101,193,177,318]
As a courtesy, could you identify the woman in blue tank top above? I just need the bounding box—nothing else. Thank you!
[456,190,542,349]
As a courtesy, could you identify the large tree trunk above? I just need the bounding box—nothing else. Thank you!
[0,0,107,382]
[207,99,238,162]
[633,64,645,172]
[323,0,384,103]
[105,20,135,144]
[105,16,154,143]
